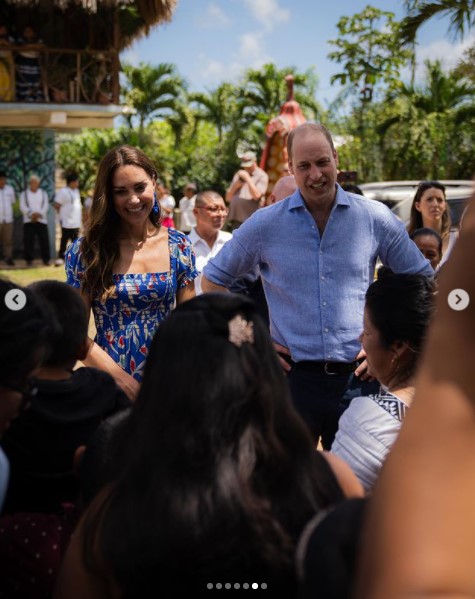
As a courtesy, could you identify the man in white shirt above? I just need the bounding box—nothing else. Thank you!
[0,170,16,265]
[188,190,232,295]
[19,175,50,266]
[54,172,82,266]
[178,182,197,234]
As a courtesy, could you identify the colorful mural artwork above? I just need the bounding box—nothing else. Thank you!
[0,129,56,257]
[259,75,306,200]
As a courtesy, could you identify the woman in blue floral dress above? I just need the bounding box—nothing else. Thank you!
[65,146,198,400]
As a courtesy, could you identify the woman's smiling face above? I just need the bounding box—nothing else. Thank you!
[112,165,155,226]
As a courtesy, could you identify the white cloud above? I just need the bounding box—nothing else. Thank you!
[200,57,245,83]
[416,32,475,74]
[243,0,290,31]
[120,49,140,66]
[238,31,273,66]
[196,3,231,29]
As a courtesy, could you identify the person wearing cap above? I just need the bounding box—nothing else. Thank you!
[54,172,82,266]
[0,170,16,266]
[226,150,269,231]
[202,123,433,449]
[178,182,197,234]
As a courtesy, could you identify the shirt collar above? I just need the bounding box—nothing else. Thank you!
[288,183,349,210]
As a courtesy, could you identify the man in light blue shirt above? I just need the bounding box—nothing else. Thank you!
[202,123,433,447]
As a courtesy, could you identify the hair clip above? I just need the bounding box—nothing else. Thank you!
[228,315,254,348]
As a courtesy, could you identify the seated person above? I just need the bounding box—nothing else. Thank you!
[55,293,362,598]
[409,227,443,271]
[0,277,53,511]
[0,409,131,599]
[331,273,435,492]
[1,280,130,514]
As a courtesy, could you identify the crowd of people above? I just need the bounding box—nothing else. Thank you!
[0,122,473,597]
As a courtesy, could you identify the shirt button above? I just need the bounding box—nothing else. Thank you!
[321,275,325,280]
[324,328,329,333]
[323,301,327,306]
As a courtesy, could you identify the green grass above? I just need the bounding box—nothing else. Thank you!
[0,266,66,286]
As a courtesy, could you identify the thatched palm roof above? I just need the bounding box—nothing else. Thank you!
[2,0,177,50]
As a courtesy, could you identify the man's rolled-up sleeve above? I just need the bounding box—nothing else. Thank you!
[379,214,434,277]
[203,219,260,288]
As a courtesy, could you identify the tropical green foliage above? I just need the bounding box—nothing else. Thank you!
[400,0,475,44]
[328,7,412,103]
[57,3,475,192]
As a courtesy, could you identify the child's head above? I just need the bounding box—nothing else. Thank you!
[409,227,443,270]
[29,281,88,368]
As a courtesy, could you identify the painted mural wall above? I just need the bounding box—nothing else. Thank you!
[0,128,56,258]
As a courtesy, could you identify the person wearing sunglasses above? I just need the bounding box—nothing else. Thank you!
[188,190,232,295]
[0,277,52,511]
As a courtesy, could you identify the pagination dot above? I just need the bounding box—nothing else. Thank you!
[243,583,249,589]
[207,583,213,589]
[261,583,267,589]
[234,583,240,589]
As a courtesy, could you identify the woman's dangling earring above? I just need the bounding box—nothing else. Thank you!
[153,191,159,215]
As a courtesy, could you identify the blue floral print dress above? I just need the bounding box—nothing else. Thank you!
[65,228,198,382]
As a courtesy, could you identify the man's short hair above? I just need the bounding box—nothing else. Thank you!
[287,122,335,160]
[195,190,224,208]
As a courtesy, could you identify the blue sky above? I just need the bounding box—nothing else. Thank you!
[120,0,475,107]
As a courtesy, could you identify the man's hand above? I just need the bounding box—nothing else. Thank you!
[274,342,292,373]
[30,212,41,222]
[237,169,251,183]
[354,348,374,382]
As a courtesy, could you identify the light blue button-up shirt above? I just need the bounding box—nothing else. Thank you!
[203,185,433,362]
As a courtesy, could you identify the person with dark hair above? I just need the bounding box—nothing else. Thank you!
[331,274,435,492]
[0,277,52,511]
[0,410,131,599]
[354,197,475,598]
[409,226,443,271]
[54,293,363,598]
[202,122,433,449]
[1,280,130,514]
[14,25,44,102]
[54,172,82,266]
[407,180,458,267]
[65,145,198,400]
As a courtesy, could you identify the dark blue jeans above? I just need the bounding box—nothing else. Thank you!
[287,368,379,449]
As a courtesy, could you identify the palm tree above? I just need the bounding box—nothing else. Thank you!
[401,0,475,44]
[377,60,475,177]
[122,62,187,144]
[188,83,240,142]
[237,63,320,130]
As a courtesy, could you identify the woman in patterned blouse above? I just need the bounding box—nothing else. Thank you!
[65,146,198,401]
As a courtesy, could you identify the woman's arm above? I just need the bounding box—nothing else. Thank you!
[80,292,139,402]
[356,196,475,598]
[321,451,365,499]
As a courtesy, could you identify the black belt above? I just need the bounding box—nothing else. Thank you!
[294,360,358,376]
